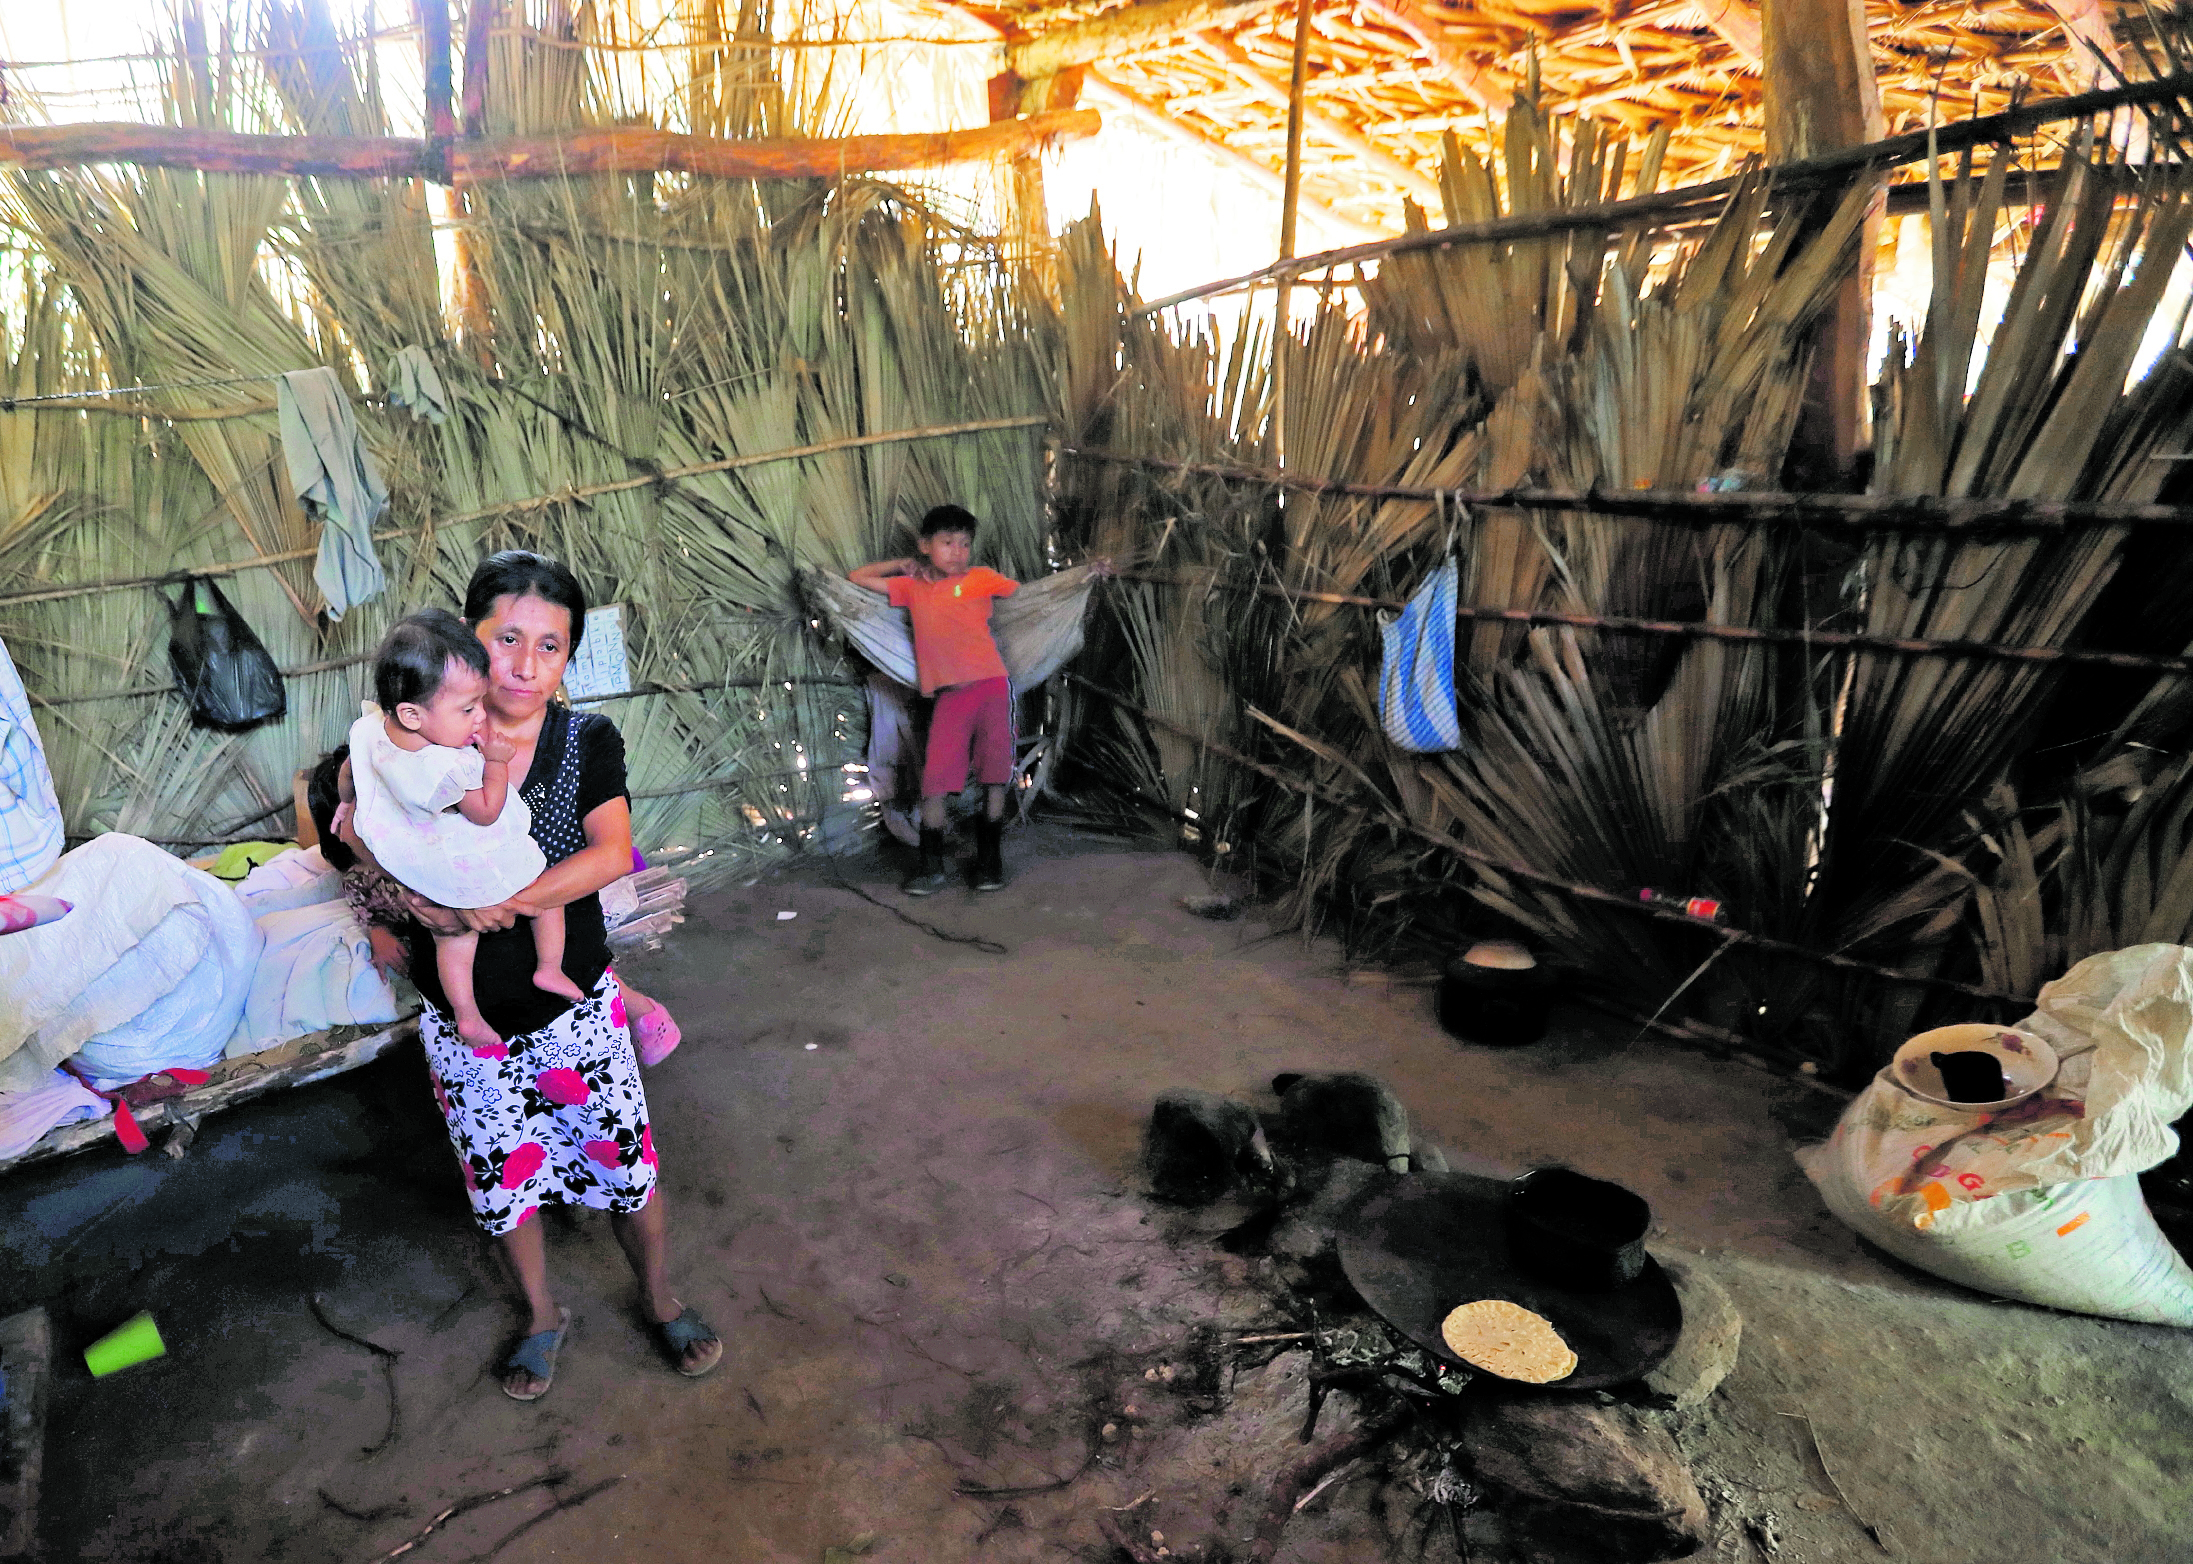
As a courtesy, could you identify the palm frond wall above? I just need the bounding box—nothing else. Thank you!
[1053,95,2193,1077]
[0,0,1057,875]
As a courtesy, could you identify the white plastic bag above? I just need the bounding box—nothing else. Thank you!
[71,866,262,1087]
[232,843,342,916]
[224,898,402,1060]
[1799,944,2193,1326]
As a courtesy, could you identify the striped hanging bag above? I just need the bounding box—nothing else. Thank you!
[1379,555,1465,753]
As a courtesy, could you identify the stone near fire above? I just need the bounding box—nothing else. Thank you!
[1462,1400,1708,1562]
[1639,1253,1742,1411]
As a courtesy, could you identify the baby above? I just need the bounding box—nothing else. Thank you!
[347,609,582,1050]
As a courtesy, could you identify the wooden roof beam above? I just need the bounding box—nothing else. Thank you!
[1006,0,1284,79]
[0,114,1102,183]
[1189,32,1444,203]
[2038,0,2121,89]
[1353,0,1504,111]
[1693,0,1763,67]
[1081,74,1387,244]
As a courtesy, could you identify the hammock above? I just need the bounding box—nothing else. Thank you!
[798,563,1104,693]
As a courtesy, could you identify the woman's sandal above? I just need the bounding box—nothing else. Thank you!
[501,1306,571,1402]
[652,1305,723,1378]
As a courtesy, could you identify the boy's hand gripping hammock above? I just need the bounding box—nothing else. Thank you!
[798,564,1105,691]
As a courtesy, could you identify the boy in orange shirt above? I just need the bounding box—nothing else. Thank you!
[851,505,1019,895]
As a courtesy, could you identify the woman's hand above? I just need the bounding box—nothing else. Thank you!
[402,890,467,935]
[456,899,524,932]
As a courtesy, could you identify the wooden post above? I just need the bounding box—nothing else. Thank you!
[1277,0,1311,265]
[417,0,457,190]
[1000,71,1083,280]
[418,0,457,151]
[459,0,495,139]
[1275,0,1313,469]
[1762,0,1883,487]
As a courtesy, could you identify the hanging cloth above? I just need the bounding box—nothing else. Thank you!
[0,632,65,895]
[799,563,1106,693]
[383,345,450,425]
[279,367,388,621]
[1379,556,1464,753]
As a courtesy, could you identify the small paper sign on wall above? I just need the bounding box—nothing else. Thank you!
[561,604,631,701]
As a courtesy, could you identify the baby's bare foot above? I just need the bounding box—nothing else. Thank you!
[534,967,586,1002]
[455,1014,504,1053]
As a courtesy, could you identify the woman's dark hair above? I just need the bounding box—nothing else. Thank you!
[307,745,355,871]
[373,608,490,712]
[918,504,979,541]
[463,550,587,649]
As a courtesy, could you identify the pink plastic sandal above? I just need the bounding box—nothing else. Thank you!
[0,895,71,937]
[634,1005,683,1067]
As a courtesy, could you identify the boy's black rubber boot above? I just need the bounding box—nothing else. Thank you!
[972,818,1006,892]
[903,827,952,897]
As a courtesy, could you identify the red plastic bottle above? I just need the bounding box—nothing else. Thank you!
[1637,887,1727,923]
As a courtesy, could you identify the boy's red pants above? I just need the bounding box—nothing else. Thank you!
[924,676,1013,796]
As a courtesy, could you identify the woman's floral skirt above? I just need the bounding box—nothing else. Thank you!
[420,970,658,1236]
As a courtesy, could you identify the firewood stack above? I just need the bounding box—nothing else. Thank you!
[602,867,689,955]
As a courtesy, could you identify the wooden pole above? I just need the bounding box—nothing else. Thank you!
[459,0,496,138]
[1061,444,2193,533]
[418,0,456,183]
[1277,0,1311,265]
[1006,0,1281,77]
[1763,0,1884,487]
[1001,71,1084,281]
[1128,70,2193,318]
[418,0,456,139]
[0,112,1102,183]
[1275,0,1313,470]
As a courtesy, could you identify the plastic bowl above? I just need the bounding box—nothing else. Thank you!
[1892,1024,2058,1111]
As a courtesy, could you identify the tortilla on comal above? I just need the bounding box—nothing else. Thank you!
[1439,1299,1577,1383]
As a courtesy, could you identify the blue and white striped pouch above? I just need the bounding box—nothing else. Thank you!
[1379,556,1464,753]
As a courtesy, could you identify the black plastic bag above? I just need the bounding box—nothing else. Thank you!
[167,577,287,732]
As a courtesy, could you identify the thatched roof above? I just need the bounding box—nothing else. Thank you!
[914,0,2142,228]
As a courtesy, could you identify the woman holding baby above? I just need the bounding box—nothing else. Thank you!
[335,550,720,1401]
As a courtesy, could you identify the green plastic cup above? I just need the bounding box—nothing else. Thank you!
[84,1312,166,1378]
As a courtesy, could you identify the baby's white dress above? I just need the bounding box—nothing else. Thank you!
[348,703,546,910]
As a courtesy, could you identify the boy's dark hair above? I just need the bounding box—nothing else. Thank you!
[373,608,490,713]
[307,744,355,871]
[918,504,979,541]
[463,549,588,649]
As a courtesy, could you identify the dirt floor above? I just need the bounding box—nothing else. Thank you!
[6,825,2192,1564]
